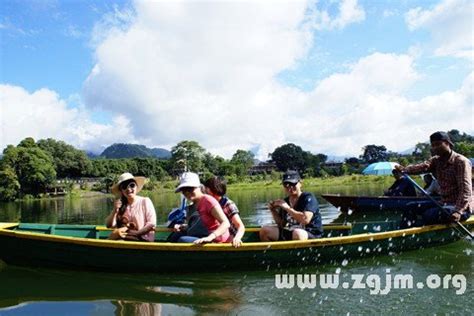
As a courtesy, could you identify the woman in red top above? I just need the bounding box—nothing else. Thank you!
[174,172,230,244]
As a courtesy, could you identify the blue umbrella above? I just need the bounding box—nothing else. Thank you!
[362,161,400,176]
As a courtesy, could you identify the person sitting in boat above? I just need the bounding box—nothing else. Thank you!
[397,131,473,227]
[106,173,157,241]
[203,176,245,248]
[423,173,440,196]
[384,169,417,197]
[174,172,231,244]
[259,170,323,241]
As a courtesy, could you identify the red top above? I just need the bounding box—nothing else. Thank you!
[197,194,230,243]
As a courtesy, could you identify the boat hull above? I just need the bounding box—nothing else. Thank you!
[322,194,439,213]
[0,219,472,272]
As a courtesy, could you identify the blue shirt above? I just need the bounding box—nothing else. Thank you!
[282,192,323,236]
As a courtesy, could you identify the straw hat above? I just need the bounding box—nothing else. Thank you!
[111,172,146,197]
[175,172,201,193]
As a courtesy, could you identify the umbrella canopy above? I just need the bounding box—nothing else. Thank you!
[362,161,400,176]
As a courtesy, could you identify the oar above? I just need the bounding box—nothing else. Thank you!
[403,174,473,239]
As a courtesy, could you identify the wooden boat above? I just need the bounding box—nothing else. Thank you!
[322,194,440,213]
[0,218,472,272]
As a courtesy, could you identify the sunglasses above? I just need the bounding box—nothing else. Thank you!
[180,187,195,193]
[120,182,137,191]
[283,182,297,188]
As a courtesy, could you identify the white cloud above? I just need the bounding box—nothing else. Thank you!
[310,0,366,30]
[0,85,138,153]
[405,0,473,59]
[3,1,471,161]
[79,0,472,160]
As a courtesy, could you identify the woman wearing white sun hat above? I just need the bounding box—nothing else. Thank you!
[106,172,157,241]
[174,172,231,244]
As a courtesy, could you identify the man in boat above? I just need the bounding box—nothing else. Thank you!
[423,173,440,196]
[397,131,473,227]
[259,170,323,241]
[384,168,417,197]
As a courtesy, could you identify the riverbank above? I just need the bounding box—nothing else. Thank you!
[7,175,424,202]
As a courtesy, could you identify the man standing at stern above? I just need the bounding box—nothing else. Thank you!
[397,131,473,227]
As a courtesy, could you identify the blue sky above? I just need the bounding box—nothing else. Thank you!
[1,0,472,158]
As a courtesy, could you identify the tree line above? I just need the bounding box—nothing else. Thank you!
[0,130,472,201]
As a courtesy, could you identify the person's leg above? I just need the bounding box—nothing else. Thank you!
[421,206,451,225]
[292,229,309,240]
[177,236,200,243]
[167,231,185,242]
[259,226,280,241]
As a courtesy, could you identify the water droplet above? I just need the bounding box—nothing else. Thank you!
[342,259,349,266]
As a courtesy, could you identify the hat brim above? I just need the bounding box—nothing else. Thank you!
[175,183,200,193]
[111,176,146,197]
[282,179,300,184]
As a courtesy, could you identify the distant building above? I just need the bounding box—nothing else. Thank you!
[248,161,277,175]
[322,161,343,171]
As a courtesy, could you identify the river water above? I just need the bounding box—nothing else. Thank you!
[0,183,472,315]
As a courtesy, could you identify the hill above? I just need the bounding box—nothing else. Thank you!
[100,143,171,159]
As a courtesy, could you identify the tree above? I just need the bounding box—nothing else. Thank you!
[37,138,92,178]
[270,143,307,173]
[303,152,327,177]
[455,141,474,157]
[412,142,431,161]
[170,140,206,174]
[360,145,388,163]
[446,129,473,143]
[231,150,255,171]
[2,139,56,196]
[0,166,20,201]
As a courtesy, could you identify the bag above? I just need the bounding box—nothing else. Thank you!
[186,204,209,237]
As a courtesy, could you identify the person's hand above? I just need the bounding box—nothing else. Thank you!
[273,199,291,212]
[126,229,138,237]
[395,165,405,173]
[114,199,122,211]
[232,237,242,248]
[109,226,128,239]
[267,200,276,211]
[193,233,216,244]
[173,224,187,232]
[451,211,462,222]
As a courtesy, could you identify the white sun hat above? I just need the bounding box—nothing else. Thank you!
[175,172,201,193]
[111,172,146,197]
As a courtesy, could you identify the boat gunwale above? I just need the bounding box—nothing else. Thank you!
[321,194,438,200]
[0,217,471,252]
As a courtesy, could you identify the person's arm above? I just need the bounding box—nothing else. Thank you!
[268,200,285,227]
[194,205,230,244]
[453,159,473,218]
[274,200,314,225]
[231,214,245,247]
[106,199,121,228]
[398,158,435,175]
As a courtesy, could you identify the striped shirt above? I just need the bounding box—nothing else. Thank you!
[404,151,473,213]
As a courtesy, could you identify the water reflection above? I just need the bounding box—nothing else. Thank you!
[0,237,471,315]
[0,184,366,225]
[0,266,245,315]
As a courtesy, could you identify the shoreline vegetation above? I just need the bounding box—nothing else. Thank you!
[8,175,413,202]
[2,131,471,202]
